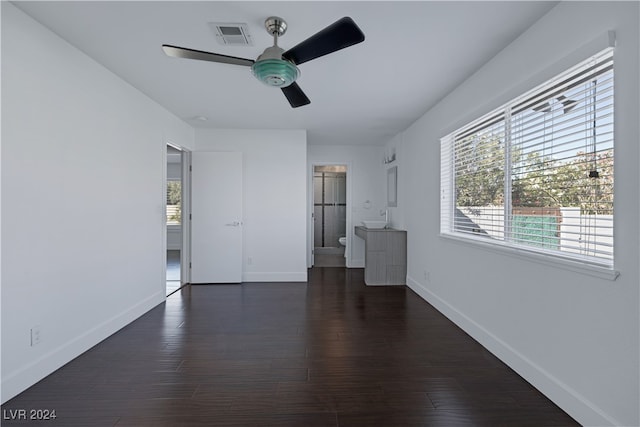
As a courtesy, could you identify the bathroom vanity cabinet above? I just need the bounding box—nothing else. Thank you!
[355,226,407,286]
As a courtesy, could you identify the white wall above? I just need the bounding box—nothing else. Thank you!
[195,129,307,282]
[1,3,194,403]
[308,145,385,268]
[385,2,639,426]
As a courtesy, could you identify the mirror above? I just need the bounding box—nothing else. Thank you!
[387,166,397,207]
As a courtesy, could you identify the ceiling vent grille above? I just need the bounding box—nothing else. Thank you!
[210,23,253,46]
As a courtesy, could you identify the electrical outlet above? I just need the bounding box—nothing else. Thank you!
[30,325,41,346]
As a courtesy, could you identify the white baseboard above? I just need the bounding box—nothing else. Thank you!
[242,271,308,282]
[1,291,165,404]
[405,275,621,427]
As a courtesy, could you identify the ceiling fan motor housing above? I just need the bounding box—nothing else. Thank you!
[251,43,300,88]
[264,16,287,37]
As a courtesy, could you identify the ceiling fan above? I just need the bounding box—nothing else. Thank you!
[162,16,365,108]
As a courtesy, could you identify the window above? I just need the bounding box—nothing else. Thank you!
[441,48,614,268]
[167,180,181,225]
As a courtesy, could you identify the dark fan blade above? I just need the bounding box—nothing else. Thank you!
[282,17,365,66]
[162,44,254,67]
[281,83,311,108]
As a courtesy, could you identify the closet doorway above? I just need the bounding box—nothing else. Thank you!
[313,165,347,267]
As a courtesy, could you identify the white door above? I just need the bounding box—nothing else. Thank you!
[191,151,243,283]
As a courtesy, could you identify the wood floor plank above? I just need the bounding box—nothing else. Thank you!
[1,267,579,426]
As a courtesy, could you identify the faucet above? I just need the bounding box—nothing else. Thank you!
[381,208,389,226]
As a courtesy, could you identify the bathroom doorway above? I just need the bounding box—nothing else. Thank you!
[313,165,347,267]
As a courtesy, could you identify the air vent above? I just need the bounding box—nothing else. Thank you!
[209,23,253,46]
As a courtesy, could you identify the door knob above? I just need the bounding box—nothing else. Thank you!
[225,221,241,227]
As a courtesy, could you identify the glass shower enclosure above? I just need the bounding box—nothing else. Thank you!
[313,165,347,255]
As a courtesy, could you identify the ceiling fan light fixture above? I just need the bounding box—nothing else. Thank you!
[251,59,299,88]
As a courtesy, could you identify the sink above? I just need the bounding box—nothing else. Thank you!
[362,220,387,229]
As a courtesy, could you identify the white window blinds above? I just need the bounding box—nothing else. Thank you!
[441,48,614,268]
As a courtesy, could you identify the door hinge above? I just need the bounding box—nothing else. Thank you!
[189,213,192,220]
[189,262,192,269]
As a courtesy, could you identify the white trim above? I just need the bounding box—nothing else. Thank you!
[242,272,308,282]
[308,162,352,268]
[406,275,622,427]
[440,232,619,281]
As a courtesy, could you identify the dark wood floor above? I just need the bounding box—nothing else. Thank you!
[2,267,579,426]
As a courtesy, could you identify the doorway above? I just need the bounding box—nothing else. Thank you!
[166,145,183,295]
[313,165,347,267]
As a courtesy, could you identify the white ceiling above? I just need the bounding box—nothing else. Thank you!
[13,1,557,146]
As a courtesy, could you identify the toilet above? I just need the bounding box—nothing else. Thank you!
[338,237,347,258]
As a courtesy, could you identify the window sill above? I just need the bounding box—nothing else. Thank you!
[440,232,619,281]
